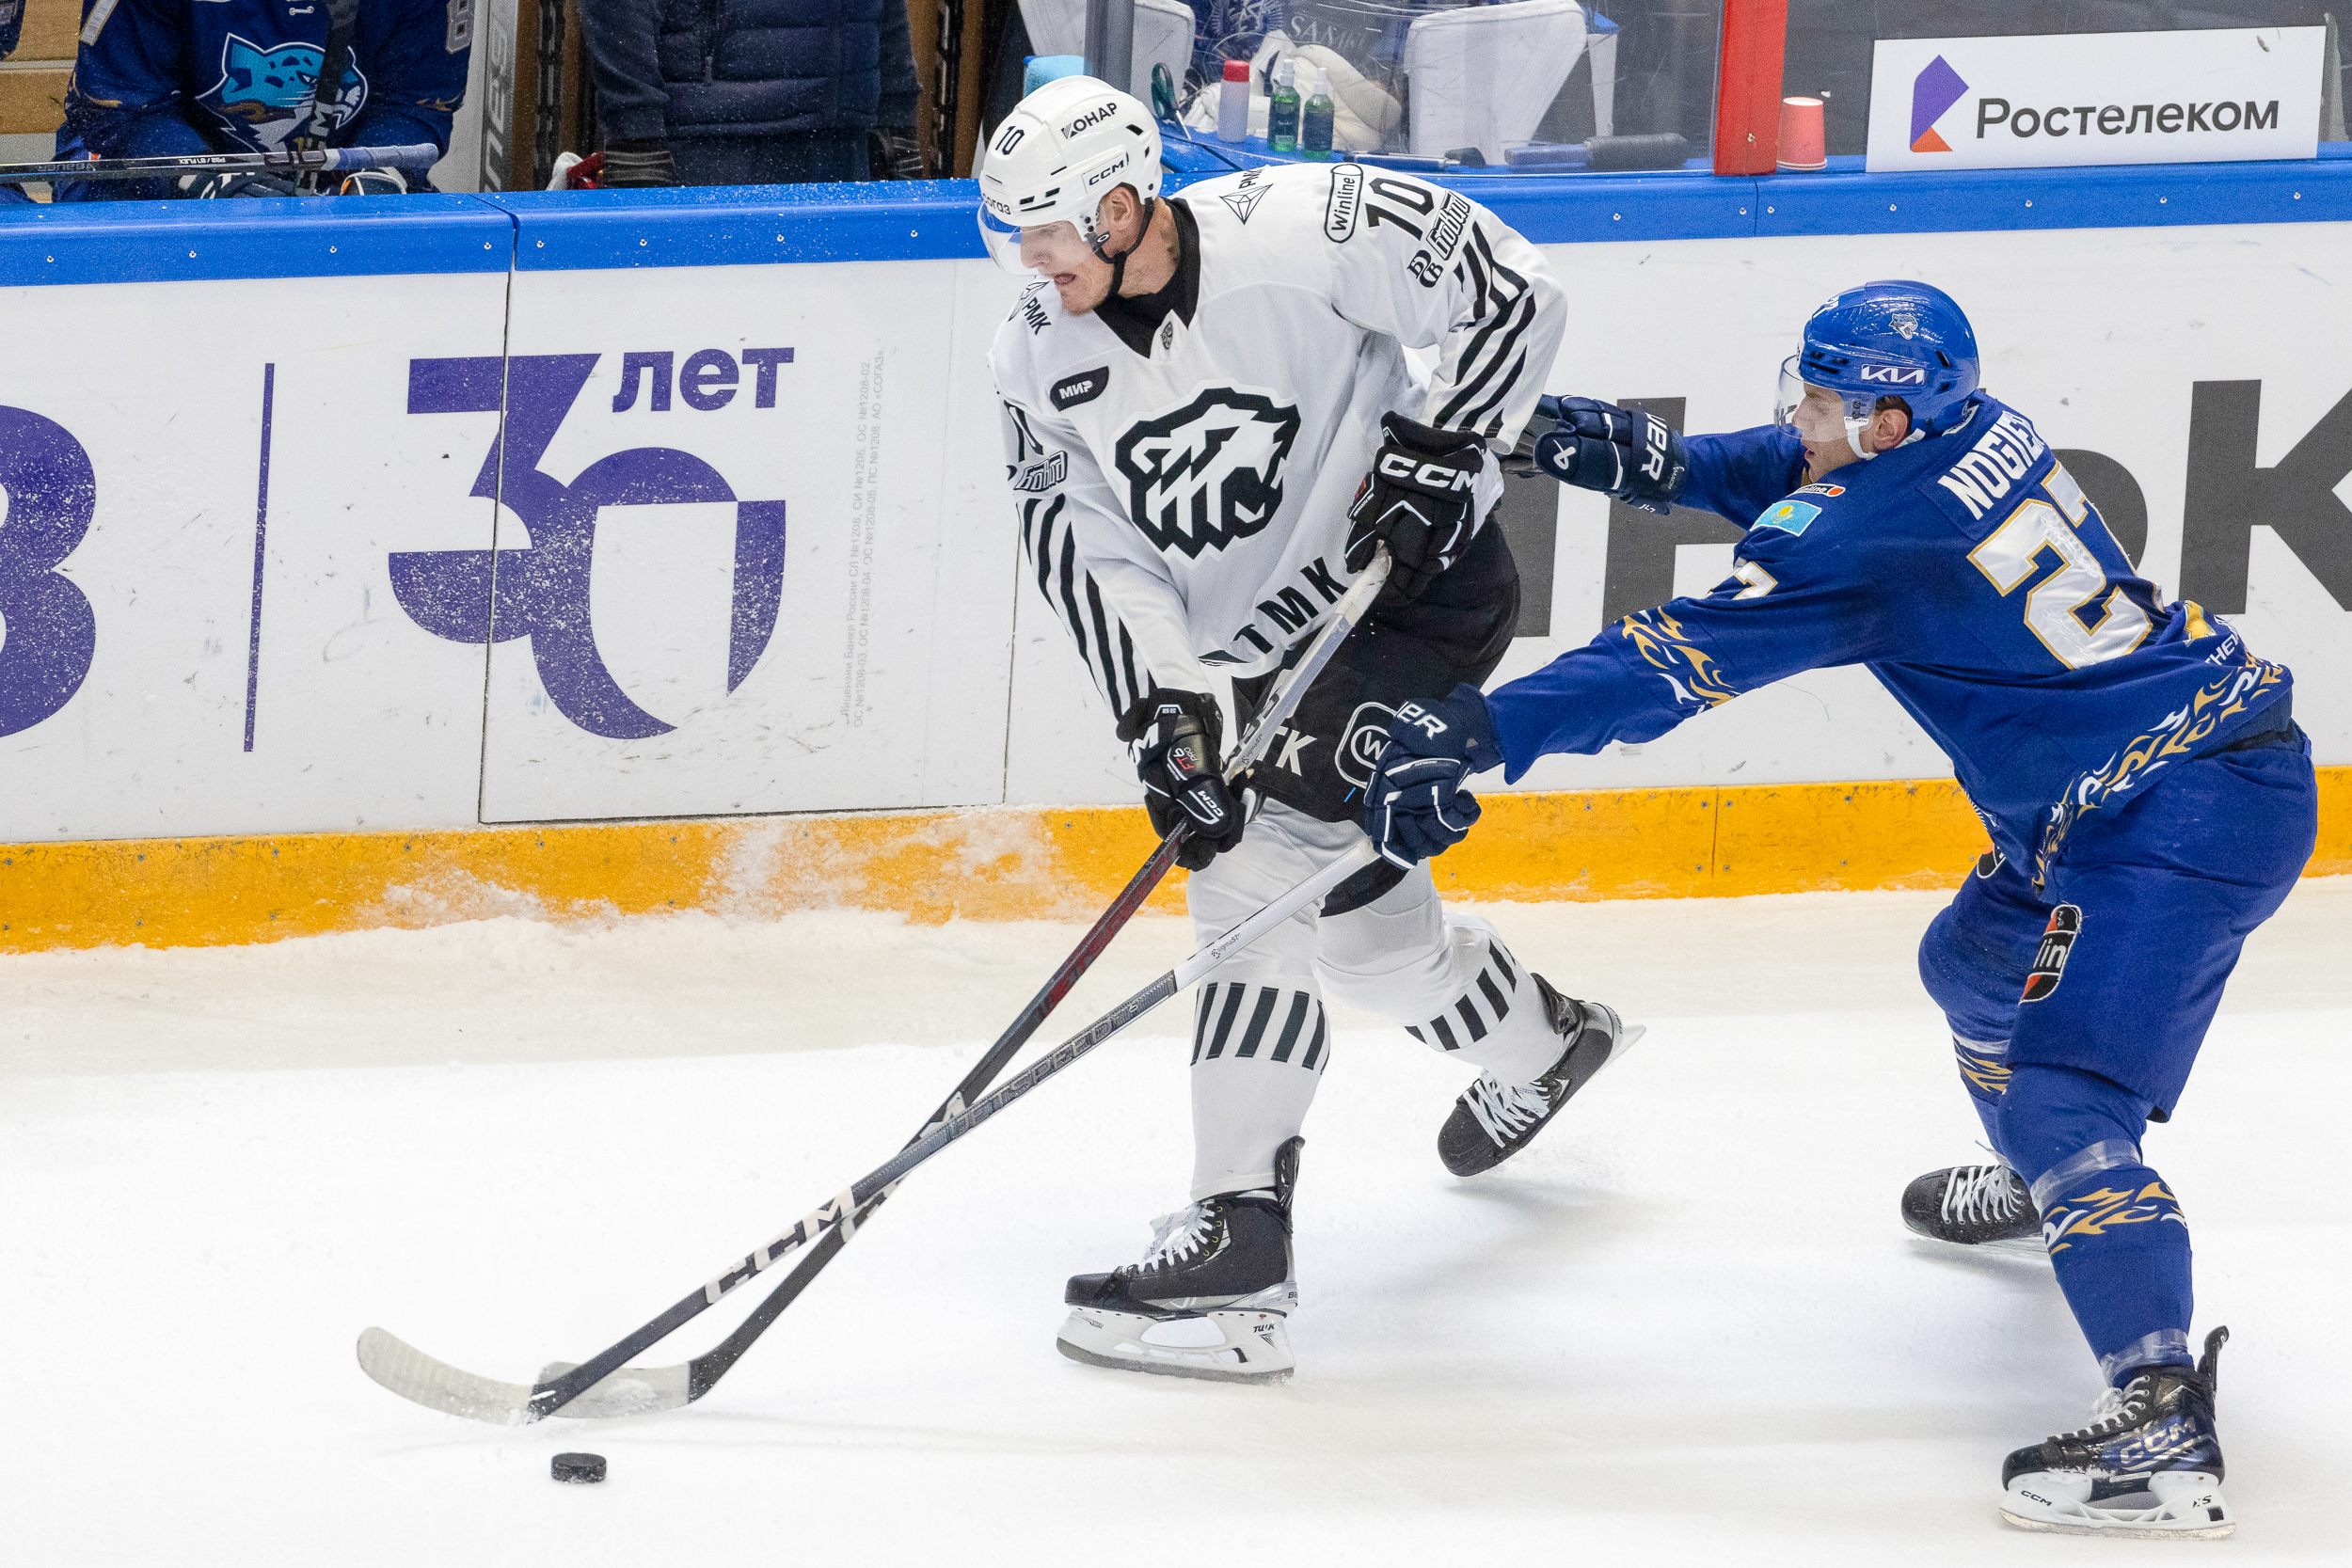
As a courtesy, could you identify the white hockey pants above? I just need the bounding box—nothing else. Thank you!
[1182,800,1563,1198]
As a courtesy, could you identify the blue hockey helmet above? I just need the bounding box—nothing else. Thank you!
[1774,281,1980,453]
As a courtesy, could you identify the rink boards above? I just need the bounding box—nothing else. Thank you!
[0,167,2347,945]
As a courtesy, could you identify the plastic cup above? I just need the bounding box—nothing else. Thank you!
[1777,96,1826,171]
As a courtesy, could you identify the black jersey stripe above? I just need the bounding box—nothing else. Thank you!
[1439,284,1535,430]
[1191,982,1218,1064]
[1233,987,1282,1058]
[1438,230,1536,428]
[1301,1010,1328,1071]
[1476,968,1510,1020]
[1270,991,1315,1063]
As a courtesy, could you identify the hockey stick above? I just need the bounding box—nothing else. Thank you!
[358,551,1393,1423]
[358,837,1382,1424]
[0,143,442,184]
[514,547,1397,1416]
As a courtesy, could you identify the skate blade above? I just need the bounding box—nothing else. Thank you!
[1056,1307,1295,1385]
[1999,1476,2233,1539]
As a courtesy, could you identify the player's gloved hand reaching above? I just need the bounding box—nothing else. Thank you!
[179,169,299,199]
[1119,689,1248,871]
[1513,395,1689,515]
[1344,412,1486,599]
[1363,683,1502,868]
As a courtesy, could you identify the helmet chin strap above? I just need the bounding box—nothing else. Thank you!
[1845,420,1877,463]
[1088,195,1157,297]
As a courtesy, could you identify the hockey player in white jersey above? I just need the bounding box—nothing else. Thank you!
[981,78,1641,1383]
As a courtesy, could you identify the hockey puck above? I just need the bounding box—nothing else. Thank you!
[550,1452,607,1484]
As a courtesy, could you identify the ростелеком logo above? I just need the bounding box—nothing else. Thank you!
[1910,55,1968,152]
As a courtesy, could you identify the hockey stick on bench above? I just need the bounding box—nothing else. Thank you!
[0,143,444,184]
[358,550,1391,1422]
[358,837,1382,1424]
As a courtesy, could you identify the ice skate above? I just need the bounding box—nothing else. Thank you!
[1057,1138,1301,1384]
[1900,1162,2045,1255]
[1437,981,1640,1177]
[2000,1327,2233,1539]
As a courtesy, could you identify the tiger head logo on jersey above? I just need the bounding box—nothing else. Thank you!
[1113,388,1302,558]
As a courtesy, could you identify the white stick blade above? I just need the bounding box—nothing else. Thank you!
[357,1327,537,1425]
[534,1359,692,1418]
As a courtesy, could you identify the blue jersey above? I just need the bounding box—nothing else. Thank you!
[56,0,468,199]
[1487,396,2293,887]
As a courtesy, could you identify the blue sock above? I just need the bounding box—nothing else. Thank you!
[1951,1034,2013,1161]
[1999,1064,2195,1385]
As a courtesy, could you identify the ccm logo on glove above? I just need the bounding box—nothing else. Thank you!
[1375,451,1479,492]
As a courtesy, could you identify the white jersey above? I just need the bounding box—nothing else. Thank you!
[990,162,1565,722]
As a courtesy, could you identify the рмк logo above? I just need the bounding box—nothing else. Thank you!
[1910,55,1967,152]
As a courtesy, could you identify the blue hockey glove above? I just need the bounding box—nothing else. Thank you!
[1362,683,1502,869]
[1119,688,1247,871]
[1518,395,1687,515]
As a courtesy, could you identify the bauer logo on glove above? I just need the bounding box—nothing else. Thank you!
[1361,684,1502,868]
[1518,395,1689,515]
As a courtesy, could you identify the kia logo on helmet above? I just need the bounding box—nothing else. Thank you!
[1856,365,1928,385]
[1061,102,1120,139]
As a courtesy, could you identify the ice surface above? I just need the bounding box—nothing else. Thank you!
[4,880,2347,1562]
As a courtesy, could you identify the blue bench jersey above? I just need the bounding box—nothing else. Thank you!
[56,0,468,199]
[1486,396,2293,887]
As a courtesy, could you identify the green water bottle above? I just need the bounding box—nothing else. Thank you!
[1302,66,1335,161]
[1268,58,1300,153]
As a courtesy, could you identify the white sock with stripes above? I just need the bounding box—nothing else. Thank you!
[1399,922,1563,1085]
[1187,979,1329,1201]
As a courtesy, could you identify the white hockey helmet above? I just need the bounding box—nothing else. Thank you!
[977,75,1162,276]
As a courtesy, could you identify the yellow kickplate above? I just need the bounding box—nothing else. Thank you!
[0,768,2343,954]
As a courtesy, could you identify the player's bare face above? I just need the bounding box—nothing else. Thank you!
[1796,385,1911,483]
[1020,221,1115,314]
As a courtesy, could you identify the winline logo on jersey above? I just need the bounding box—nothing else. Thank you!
[1865,27,2322,173]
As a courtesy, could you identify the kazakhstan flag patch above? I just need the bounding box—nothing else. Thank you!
[1751,499,1822,536]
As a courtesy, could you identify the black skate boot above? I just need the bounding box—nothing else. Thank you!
[1437,980,1639,1177]
[1057,1137,1302,1383]
[2000,1327,2232,1539]
[1900,1163,2044,1253]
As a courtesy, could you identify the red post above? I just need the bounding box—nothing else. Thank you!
[1712,0,1789,176]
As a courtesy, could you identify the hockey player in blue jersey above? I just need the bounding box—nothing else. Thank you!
[1362,281,2318,1538]
[54,0,468,200]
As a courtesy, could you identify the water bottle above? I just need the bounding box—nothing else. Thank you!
[1268,59,1300,153]
[1302,66,1335,161]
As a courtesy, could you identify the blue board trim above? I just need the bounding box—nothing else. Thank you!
[5,150,2352,283]
[0,192,514,287]
[485,182,985,270]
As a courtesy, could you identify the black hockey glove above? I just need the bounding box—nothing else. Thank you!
[869,125,927,181]
[1362,684,1501,869]
[1118,688,1247,871]
[601,140,678,188]
[1344,412,1486,600]
[1518,395,1689,515]
[179,169,299,199]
